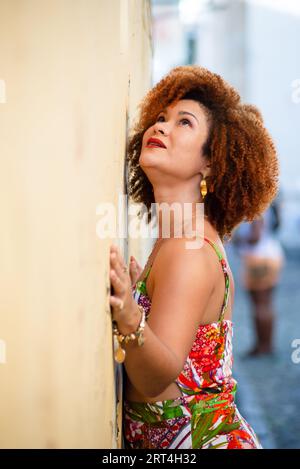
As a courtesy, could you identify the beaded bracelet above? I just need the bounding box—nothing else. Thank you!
[113,305,148,364]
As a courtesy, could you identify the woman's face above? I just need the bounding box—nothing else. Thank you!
[139,99,211,183]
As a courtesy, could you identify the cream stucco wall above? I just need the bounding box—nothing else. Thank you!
[0,0,151,448]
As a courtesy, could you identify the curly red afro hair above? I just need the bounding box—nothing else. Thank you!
[126,65,279,240]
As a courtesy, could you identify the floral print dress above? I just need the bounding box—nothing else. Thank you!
[123,237,263,449]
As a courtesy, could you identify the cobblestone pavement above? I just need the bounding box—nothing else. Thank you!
[227,245,300,449]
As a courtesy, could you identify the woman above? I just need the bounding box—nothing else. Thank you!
[232,199,285,356]
[109,66,278,449]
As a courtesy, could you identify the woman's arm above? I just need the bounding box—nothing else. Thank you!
[122,310,184,397]
[121,238,215,397]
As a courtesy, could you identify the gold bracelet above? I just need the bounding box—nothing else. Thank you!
[113,305,147,364]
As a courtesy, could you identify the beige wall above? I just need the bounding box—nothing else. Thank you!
[0,0,151,448]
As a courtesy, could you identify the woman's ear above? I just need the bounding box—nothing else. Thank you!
[203,162,211,178]
[202,163,213,192]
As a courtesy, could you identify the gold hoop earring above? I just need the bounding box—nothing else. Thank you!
[200,177,207,200]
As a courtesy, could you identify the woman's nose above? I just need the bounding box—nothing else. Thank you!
[153,121,168,135]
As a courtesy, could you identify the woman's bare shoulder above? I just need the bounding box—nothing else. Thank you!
[158,235,218,257]
[152,236,217,280]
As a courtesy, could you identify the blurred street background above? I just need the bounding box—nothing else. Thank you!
[151,0,300,449]
[229,244,300,449]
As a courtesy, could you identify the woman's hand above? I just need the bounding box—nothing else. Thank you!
[109,244,139,330]
[129,255,143,286]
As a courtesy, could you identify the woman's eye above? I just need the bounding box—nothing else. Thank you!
[180,118,191,126]
[156,116,191,125]
[156,115,165,122]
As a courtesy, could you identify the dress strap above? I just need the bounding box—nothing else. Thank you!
[203,237,230,323]
[134,265,151,295]
[144,265,151,280]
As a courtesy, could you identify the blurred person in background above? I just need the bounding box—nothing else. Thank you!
[232,197,285,357]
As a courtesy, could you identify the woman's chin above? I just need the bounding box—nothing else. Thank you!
[139,152,163,169]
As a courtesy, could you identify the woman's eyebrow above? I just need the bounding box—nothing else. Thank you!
[178,111,199,124]
[161,109,199,124]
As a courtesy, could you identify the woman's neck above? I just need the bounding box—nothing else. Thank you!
[155,203,208,240]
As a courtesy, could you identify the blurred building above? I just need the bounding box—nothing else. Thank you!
[152,0,300,248]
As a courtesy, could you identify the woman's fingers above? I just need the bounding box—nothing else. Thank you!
[109,295,125,321]
[110,245,124,267]
[109,245,136,323]
[110,246,128,277]
[129,258,140,284]
[110,251,124,279]
[109,295,123,310]
[110,269,125,295]
[129,265,138,285]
